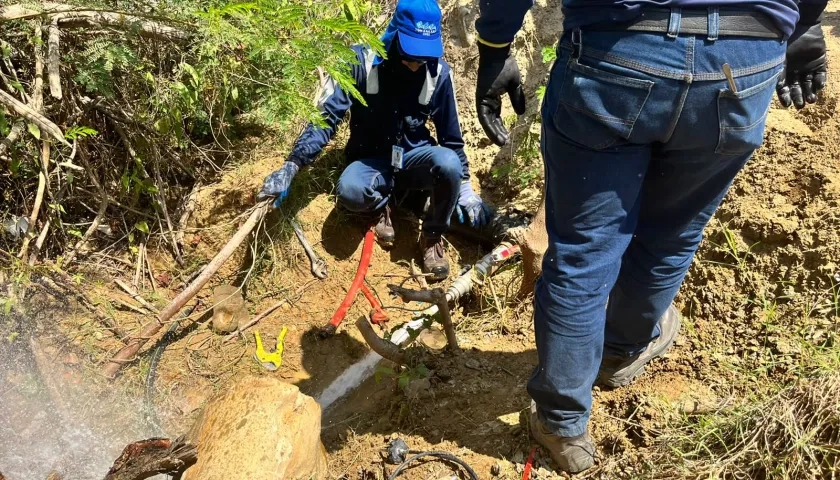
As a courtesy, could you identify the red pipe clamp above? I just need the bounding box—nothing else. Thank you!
[320,228,388,336]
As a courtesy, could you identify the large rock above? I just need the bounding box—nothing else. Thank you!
[183,376,327,480]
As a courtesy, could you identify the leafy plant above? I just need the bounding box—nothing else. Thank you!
[375,363,430,391]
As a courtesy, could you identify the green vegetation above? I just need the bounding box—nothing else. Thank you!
[0,0,382,264]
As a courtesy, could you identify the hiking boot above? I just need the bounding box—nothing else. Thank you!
[529,401,596,473]
[374,205,395,247]
[420,235,449,281]
[598,304,682,388]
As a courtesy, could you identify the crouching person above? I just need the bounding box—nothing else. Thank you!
[258,0,491,281]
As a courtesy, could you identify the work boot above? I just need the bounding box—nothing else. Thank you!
[530,402,596,473]
[375,204,395,247]
[420,234,449,281]
[598,304,682,388]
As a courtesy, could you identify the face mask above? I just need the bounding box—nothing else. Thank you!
[382,41,427,92]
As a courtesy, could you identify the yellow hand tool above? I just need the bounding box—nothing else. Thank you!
[254,326,287,371]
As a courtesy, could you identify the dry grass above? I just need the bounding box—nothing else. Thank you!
[651,373,840,480]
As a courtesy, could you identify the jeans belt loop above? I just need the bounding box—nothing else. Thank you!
[707,7,720,41]
[571,28,582,60]
[667,7,682,38]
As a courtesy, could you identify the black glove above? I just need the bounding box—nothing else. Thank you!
[777,6,827,109]
[476,43,526,146]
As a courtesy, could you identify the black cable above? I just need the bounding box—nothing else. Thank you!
[388,451,479,480]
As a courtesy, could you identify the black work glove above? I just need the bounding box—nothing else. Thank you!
[476,43,526,146]
[777,6,827,109]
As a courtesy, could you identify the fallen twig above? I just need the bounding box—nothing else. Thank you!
[19,140,51,259]
[145,252,158,294]
[115,279,157,312]
[101,201,271,379]
[133,242,144,289]
[112,297,149,315]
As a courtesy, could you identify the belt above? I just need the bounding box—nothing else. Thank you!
[588,9,783,39]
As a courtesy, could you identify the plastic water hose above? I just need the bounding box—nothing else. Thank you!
[329,229,375,329]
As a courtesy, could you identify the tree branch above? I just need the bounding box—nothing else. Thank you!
[0,4,190,41]
[48,18,62,99]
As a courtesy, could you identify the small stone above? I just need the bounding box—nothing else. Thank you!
[491,462,501,476]
[63,352,80,365]
[465,359,481,370]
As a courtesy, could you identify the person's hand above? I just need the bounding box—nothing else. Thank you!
[258,162,299,208]
[456,181,493,227]
[777,21,827,109]
[476,43,526,146]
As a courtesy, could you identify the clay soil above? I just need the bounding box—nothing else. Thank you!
[8,0,840,479]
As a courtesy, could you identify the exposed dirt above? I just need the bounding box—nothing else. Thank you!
[7,1,840,479]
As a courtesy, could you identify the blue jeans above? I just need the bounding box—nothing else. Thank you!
[528,18,785,437]
[336,145,462,237]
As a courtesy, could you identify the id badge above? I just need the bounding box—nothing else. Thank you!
[391,145,404,171]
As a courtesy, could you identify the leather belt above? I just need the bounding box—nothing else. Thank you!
[588,9,784,39]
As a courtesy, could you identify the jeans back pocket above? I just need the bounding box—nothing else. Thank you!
[554,60,654,150]
[716,69,781,156]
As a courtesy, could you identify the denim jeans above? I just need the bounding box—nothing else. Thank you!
[528,15,786,437]
[336,145,462,237]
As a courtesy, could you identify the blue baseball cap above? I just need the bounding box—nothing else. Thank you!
[390,0,443,59]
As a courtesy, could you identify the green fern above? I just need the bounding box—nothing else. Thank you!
[74,38,138,96]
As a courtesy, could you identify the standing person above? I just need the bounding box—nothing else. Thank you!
[259,0,492,281]
[474,0,827,472]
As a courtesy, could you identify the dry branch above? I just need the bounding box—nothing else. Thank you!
[115,279,157,312]
[19,141,51,259]
[356,315,407,364]
[103,436,197,480]
[0,90,68,147]
[47,18,61,99]
[101,201,271,378]
[0,4,189,41]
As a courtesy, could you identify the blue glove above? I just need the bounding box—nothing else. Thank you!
[258,162,299,208]
[456,181,493,227]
